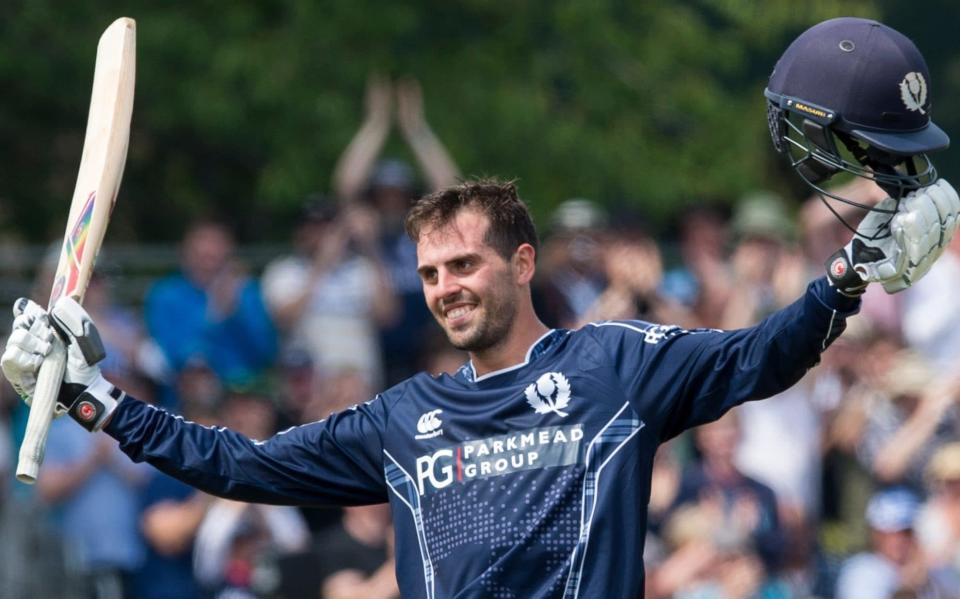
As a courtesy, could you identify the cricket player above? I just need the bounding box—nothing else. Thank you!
[4,17,960,598]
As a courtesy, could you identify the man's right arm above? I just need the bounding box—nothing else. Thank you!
[2,296,390,507]
[104,395,389,507]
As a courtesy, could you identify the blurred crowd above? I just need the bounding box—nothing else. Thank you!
[2,76,960,599]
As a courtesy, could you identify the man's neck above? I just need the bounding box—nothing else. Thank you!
[469,314,550,378]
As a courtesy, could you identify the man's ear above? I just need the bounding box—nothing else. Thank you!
[513,244,537,285]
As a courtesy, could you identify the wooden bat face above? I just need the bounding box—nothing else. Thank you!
[48,17,135,308]
[16,16,135,485]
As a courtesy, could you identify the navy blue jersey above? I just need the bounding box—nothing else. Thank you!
[106,277,858,598]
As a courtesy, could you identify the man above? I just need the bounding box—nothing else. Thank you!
[145,219,277,406]
[836,488,960,599]
[3,18,960,599]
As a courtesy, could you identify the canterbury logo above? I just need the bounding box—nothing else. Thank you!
[415,409,444,440]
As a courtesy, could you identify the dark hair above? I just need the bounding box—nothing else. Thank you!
[405,178,539,260]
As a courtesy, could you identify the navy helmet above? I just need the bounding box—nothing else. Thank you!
[765,18,949,235]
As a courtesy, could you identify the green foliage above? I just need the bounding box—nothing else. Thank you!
[3,0,955,242]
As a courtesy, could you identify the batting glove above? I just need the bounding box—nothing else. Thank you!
[1,297,124,431]
[1,299,56,402]
[826,179,960,296]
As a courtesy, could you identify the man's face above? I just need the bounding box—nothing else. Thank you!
[695,413,741,464]
[416,209,518,353]
[182,225,232,287]
[872,528,916,566]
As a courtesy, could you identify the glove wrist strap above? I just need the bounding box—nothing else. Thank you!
[825,249,868,298]
[64,375,124,432]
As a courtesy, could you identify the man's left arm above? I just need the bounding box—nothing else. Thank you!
[589,276,857,441]
[642,180,959,439]
[649,277,858,440]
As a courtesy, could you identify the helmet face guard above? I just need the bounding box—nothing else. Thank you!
[766,91,938,239]
[765,17,949,239]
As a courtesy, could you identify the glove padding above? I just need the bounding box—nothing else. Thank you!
[1,298,56,402]
[0,297,124,431]
[826,179,960,295]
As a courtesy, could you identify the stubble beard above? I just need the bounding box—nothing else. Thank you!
[447,296,516,354]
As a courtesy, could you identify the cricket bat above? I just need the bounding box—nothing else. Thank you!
[16,17,136,483]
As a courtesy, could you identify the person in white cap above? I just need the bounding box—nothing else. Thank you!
[836,488,959,599]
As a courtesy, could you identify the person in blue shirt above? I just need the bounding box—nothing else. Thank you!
[4,17,960,599]
[145,219,277,399]
[40,417,148,597]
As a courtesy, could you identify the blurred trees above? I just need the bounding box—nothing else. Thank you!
[1,0,956,242]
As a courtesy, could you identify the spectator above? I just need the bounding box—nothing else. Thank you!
[333,75,460,385]
[40,418,149,598]
[836,488,959,599]
[192,389,310,597]
[856,352,960,491]
[274,347,320,429]
[580,226,694,327]
[649,503,791,599]
[670,410,784,573]
[277,503,398,599]
[133,398,218,599]
[720,193,823,528]
[917,443,960,572]
[174,357,224,418]
[661,204,732,328]
[83,272,162,403]
[721,191,807,328]
[902,235,960,368]
[261,200,395,388]
[144,219,277,404]
[533,198,609,328]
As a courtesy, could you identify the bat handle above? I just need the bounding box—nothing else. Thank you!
[16,338,67,484]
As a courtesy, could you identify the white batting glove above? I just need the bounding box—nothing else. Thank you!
[826,179,960,295]
[883,179,960,292]
[49,296,125,431]
[1,297,123,431]
[1,299,56,403]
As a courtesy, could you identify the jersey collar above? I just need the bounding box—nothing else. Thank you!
[456,329,566,383]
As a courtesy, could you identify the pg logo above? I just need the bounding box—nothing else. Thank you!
[415,449,454,495]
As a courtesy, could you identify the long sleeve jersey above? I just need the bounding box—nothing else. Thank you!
[106,277,858,598]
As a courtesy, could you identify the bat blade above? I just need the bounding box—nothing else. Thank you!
[16,17,136,484]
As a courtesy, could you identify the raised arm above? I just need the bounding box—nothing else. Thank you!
[104,395,388,506]
[1,296,389,507]
[395,78,460,191]
[593,276,859,441]
[333,74,392,202]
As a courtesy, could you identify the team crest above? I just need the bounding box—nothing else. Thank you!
[525,372,571,418]
[899,72,927,115]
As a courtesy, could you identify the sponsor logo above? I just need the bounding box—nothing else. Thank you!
[793,102,831,119]
[900,72,927,114]
[415,409,443,440]
[415,425,584,495]
[786,99,833,121]
[831,257,847,278]
[643,324,684,345]
[76,401,96,422]
[525,372,571,418]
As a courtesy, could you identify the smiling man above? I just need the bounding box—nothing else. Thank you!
[410,182,547,371]
[5,18,960,599]
[3,174,957,598]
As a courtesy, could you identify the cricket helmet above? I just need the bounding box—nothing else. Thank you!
[765,17,949,237]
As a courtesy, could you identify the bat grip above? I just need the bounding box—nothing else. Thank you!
[16,338,67,484]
